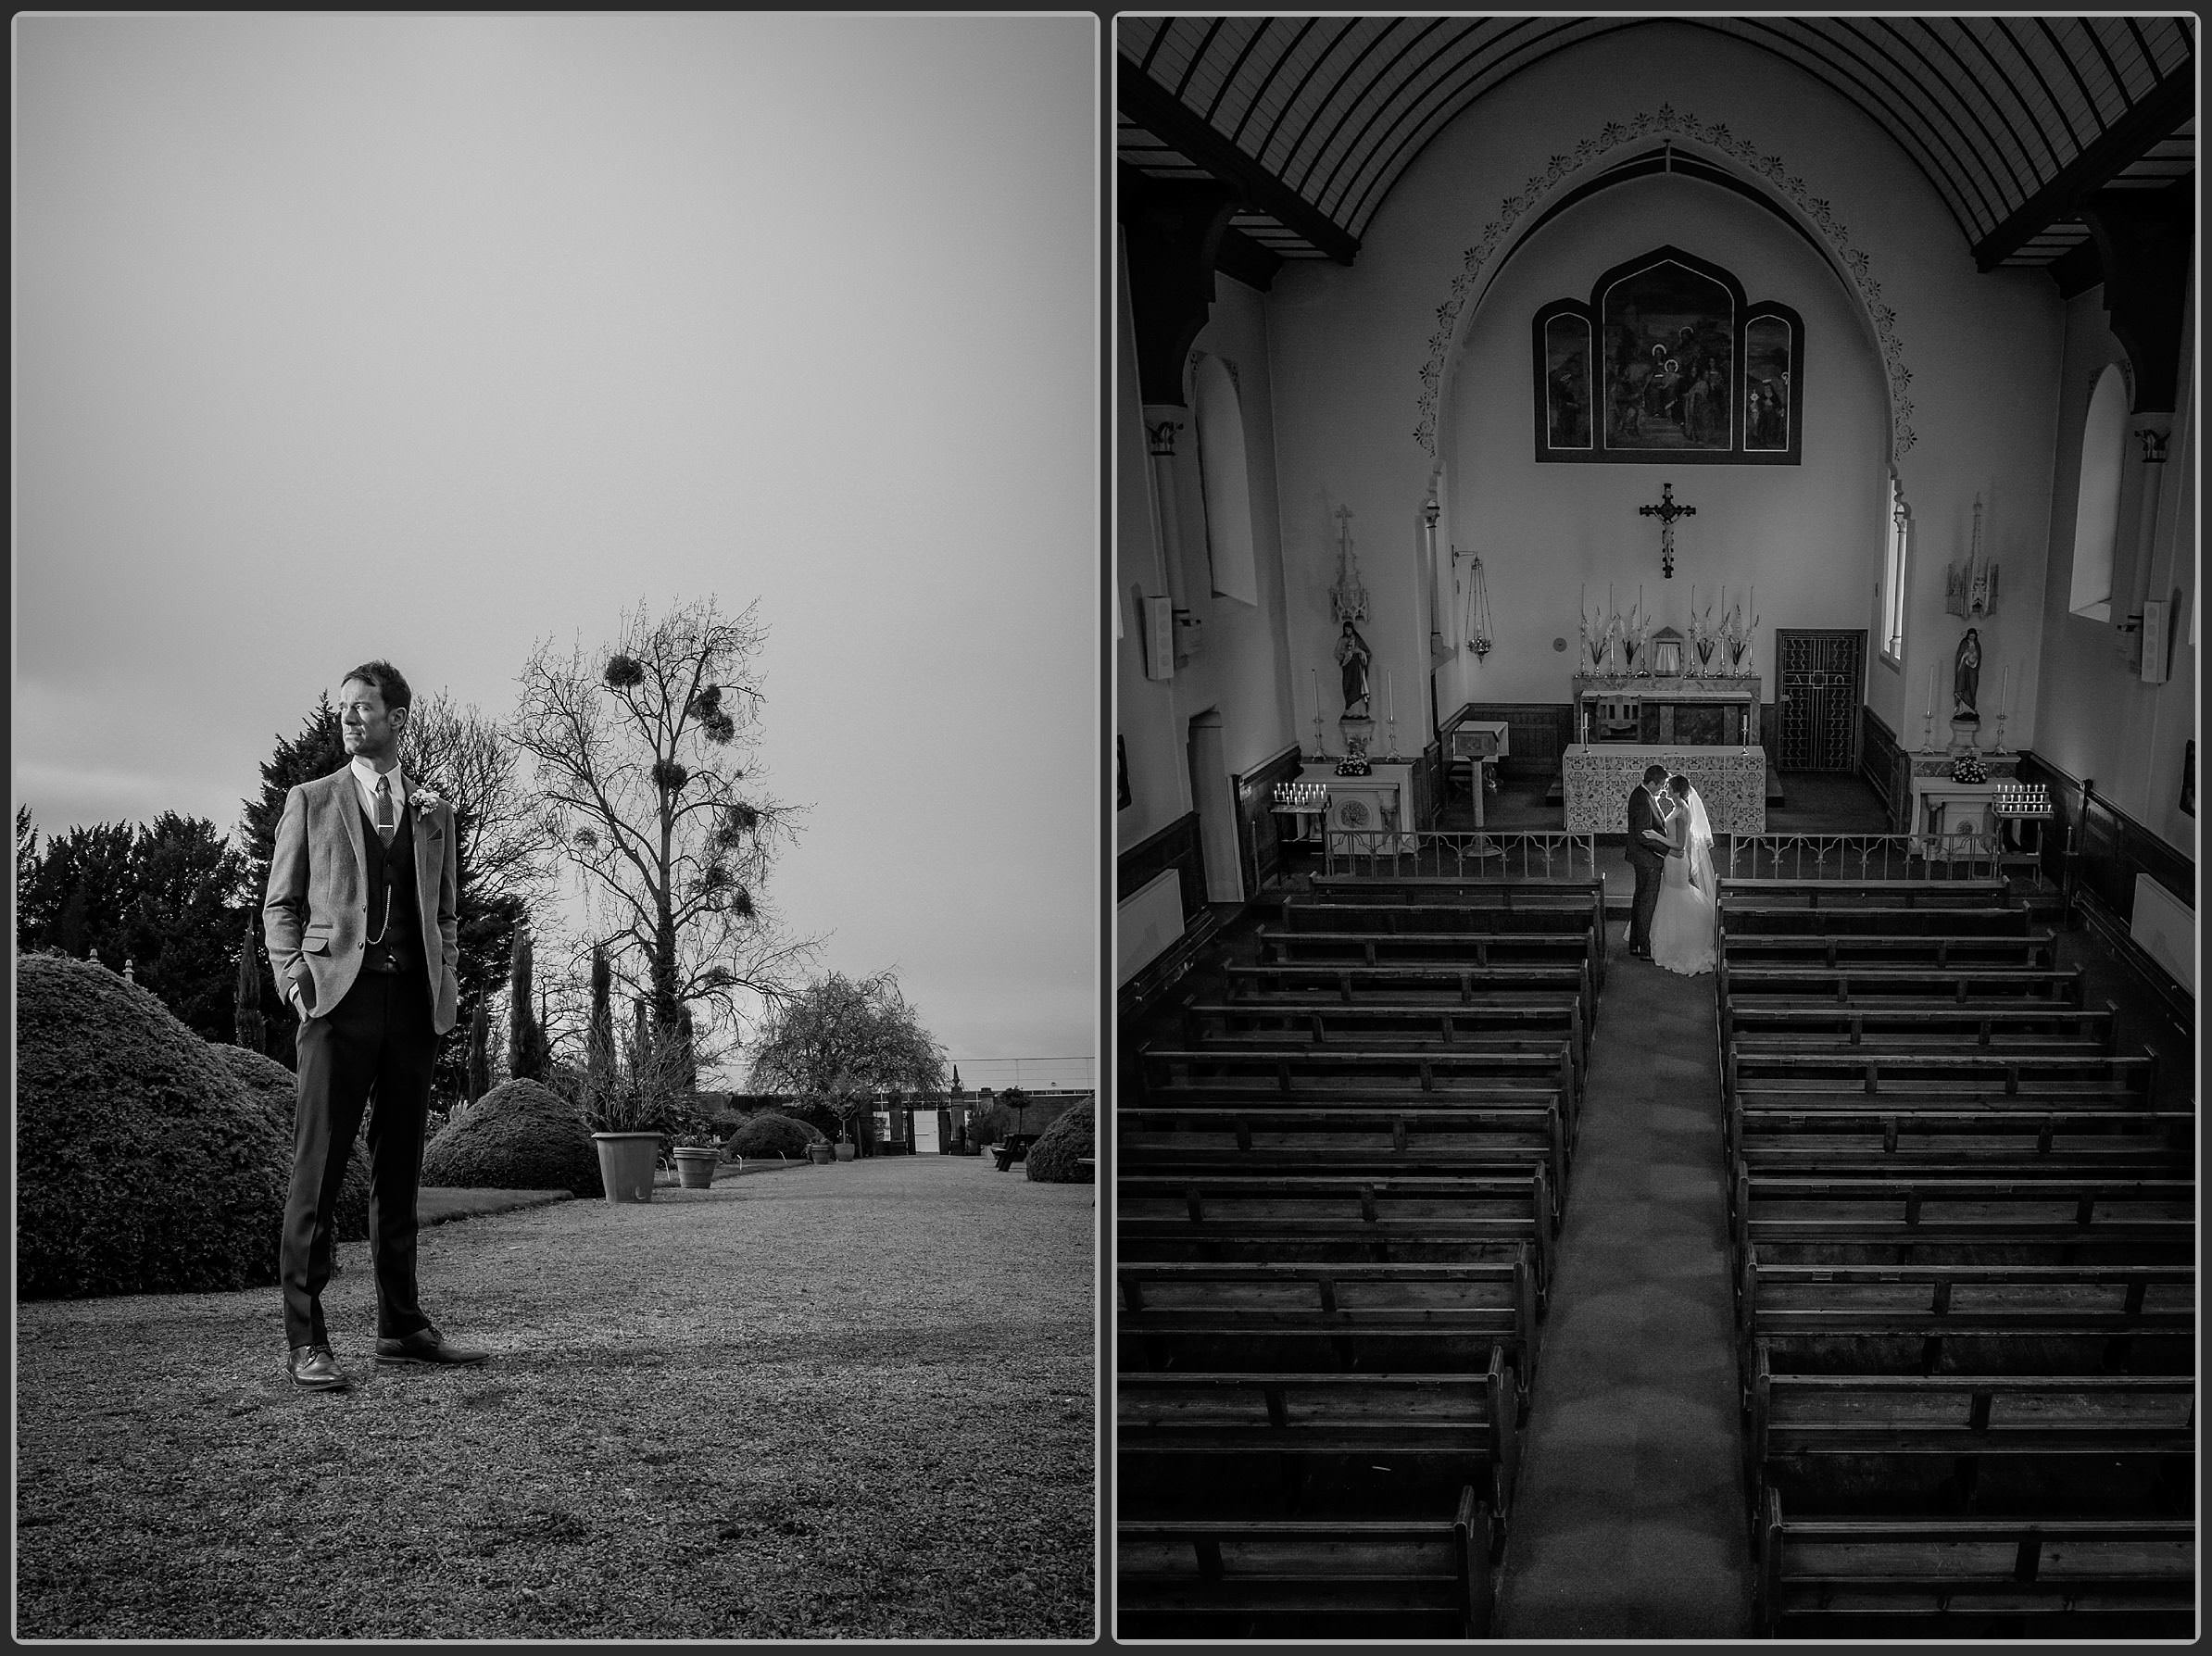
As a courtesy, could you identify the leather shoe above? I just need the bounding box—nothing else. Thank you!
[375,1326,490,1366]
[287,1344,350,1390]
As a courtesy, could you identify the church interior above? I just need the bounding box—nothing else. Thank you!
[1112,16,2195,1640]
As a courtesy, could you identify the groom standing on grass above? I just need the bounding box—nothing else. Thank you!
[264,659,487,1389]
[1623,763,1678,960]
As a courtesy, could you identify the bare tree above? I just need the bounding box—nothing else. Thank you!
[403,688,547,915]
[512,597,820,1055]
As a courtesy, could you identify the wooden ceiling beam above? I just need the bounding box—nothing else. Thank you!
[1118,63,1360,266]
[1974,62,2194,270]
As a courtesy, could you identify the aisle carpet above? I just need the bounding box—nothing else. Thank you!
[1490,922,1753,1638]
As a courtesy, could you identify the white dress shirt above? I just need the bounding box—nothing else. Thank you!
[350,757,408,824]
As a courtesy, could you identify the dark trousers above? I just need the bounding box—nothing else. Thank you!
[281,969,436,1349]
[1627,853,1664,954]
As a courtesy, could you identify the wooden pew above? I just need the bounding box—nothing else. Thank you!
[1120,1168,1555,1286]
[1179,997,1590,1074]
[1276,897,1604,988]
[1720,903,2031,937]
[1258,927,1602,979]
[1721,1000,2117,1054]
[1308,875,1602,916]
[1748,1349,2193,1516]
[1729,1105,2193,1180]
[1119,1486,1495,1639]
[1121,1100,1570,1205]
[1724,1048,2155,1107]
[1736,1253,2195,1376]
[1224,962,1595,1035]
[1716,962,2083,1006]
[1140,1043,1574,1100]
[1718,877,2012,911]
[1719,932,2058,970]
[1754,1488,2193,1637]
[1118,1356,1523,1525]
[1117,1257,1539,1384]
[1732,1171,2192,1267]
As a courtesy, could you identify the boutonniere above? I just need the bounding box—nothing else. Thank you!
[412,788,444,814]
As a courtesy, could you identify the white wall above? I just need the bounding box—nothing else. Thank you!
[1439,171,1888,709]
[1258,20,2063,756]
[2032,277,2198,850]
[1115,252,1297,859]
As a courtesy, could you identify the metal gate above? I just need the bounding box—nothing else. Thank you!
[1775,630,1865,771]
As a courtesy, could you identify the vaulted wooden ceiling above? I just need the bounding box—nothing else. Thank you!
[1117,15,2194,276]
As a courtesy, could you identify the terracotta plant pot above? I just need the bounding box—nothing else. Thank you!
[591,1131,660,1204]
[672,1147,718,1189]
[807,1143,835,1165]
[835,1141,857,1161]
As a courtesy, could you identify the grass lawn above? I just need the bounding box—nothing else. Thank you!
[16,1155,1096,1640]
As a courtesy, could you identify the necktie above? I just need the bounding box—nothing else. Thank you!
[375,774,396,847]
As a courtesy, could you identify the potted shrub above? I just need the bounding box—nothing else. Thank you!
[578,1038,683,1204]
[671,1130,722,1189]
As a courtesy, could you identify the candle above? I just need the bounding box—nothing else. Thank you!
[1313,667,1322,724]
[1927,664,1936,716]
[1388,671,1396,722]
[2000,664,2011,718]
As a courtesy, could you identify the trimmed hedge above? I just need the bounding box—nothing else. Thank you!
[19,953,290,1298]
[212,1044,372,1243]
[727,1110,821,1160]
[419,1078,602,1198]
[1024,1098,1094,1183]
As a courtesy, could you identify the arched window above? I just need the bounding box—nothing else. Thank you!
[1191,355,1259,606]
[1879,470,1910,666]
[2068,362,2129,621]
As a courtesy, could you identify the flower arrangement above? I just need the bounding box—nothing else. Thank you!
[1950,753,1988,784]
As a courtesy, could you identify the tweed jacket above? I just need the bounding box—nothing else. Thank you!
[263,766,461,1035]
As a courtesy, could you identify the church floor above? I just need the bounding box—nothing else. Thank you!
[1489,923,1753,1638]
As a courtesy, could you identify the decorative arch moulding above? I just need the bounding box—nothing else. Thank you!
[1413,105,1915,462]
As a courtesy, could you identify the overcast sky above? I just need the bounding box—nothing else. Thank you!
[14,13,1100,1087]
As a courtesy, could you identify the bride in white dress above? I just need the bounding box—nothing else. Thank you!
[1648,773,1716,976]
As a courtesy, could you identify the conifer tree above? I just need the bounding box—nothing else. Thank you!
[507,926,550,1082]
[233,916,267,1054]
[467,1000,491,1104]
[587,943,615,1087]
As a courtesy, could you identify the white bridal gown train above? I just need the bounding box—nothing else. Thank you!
[1648,810,1716,977]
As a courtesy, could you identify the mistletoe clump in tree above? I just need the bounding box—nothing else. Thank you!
[745,970,949,1148]
[514,597,819,1074]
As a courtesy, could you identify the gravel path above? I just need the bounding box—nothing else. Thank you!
[17,1156,1096,1640]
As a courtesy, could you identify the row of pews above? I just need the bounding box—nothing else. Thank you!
[1716,877,2195,1639]
[1116,875,1608,1638]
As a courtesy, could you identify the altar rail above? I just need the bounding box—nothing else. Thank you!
[1721,832,2046,884]
[1326,830,1599,881]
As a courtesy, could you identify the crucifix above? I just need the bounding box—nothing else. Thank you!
[1638,481,1696,578]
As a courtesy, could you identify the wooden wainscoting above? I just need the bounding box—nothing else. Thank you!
[1119,810,1206,918]
[1859,705,1910,831]
[1439,703,1577,787]
[1232,745,1304,895]
[2017,753,2195,1014]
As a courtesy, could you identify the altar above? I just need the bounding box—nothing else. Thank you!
[1563,744,1767,834]
[1298,759,1416,852]
[1572,673,1761,746]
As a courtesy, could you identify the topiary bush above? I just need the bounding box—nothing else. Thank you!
[19,953,290,1298]
[1024,1098,1094,1184]
[727,1110,822,1160]
[419,1077,602,1198]
[212,1044,372,1244]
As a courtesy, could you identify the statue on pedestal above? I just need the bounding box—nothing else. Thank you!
[1953,627,1981,721]
[1335,621,1373,718]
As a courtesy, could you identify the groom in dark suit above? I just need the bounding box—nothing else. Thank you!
[264,660,487,1388]
[1624,764,1678,960]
